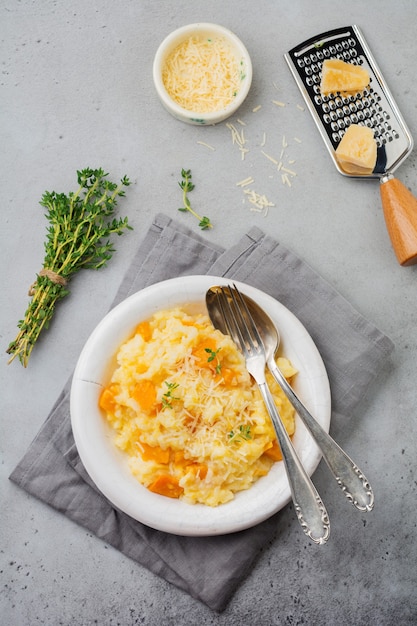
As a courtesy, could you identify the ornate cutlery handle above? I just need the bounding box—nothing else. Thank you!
[268,359,374,512]
[259,380,330,544]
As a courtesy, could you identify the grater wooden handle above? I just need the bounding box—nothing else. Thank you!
[380,176,417,266]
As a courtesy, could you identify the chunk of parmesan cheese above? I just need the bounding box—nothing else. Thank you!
[162,35,242,112]
[335,124,377,174]
[320,59,370,96]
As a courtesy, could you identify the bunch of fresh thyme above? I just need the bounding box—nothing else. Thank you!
[7,168,132,367]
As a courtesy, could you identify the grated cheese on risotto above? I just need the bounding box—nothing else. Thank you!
[99,307,297,506]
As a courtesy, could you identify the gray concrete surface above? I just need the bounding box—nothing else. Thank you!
[1,1,416,624]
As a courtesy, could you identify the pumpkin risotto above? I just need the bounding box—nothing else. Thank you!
[99,307,297,506]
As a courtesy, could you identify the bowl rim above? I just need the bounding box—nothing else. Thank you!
[152,22,253,124]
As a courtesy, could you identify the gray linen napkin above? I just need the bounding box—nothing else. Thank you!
[9,212,394,612]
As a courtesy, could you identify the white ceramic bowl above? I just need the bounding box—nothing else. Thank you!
[152,23,252,125]
[70,276,331,536]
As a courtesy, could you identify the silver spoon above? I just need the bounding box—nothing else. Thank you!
[207,285,374,512]
[207,285,330,543]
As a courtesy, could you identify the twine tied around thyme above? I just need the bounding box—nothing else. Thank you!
[28,269,67,296]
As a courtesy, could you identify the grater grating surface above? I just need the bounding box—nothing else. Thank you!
[285,25,413,178]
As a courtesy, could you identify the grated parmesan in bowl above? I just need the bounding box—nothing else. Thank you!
[153,23,252,125]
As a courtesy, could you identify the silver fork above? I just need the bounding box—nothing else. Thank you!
[215,285,330,544]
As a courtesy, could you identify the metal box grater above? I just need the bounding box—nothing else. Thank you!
[284,25,413,178]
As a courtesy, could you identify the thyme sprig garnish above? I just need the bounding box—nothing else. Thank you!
[228,424,252,444]
[205,347,222,374]
[7,168,132,367]
[178,168,213,230]
[162,381,180,408]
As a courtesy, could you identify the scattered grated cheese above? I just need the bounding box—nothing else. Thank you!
[281,166,297,177]
[162,35,242,112]
[256,135,300,187]
[272,100,285,107]
[225,104,303,197]
[252,105,262,112]
[197,141,215,151]
[261,150,279,165]
[243,188,275,216]
[226,123,244,145]
[296,104,305,111]
[237,119,246,126]
[226,122,249,160]
[236,176,255,187]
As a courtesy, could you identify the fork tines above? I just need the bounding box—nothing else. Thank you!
[217,284,264,355]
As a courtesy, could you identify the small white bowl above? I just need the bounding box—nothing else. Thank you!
[153,23,253,125]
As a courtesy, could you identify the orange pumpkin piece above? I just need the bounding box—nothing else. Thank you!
[219,367,236,387]
[134,320,152,341]
[132,379,157,412]
[192,338,218,368]
[187,462,208,480]
[263,439,283,462]
[181,319,197,327]
[139,442,170,464]
[148,474,184,499]
[99,385,119,413]
[173,450,187,467]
